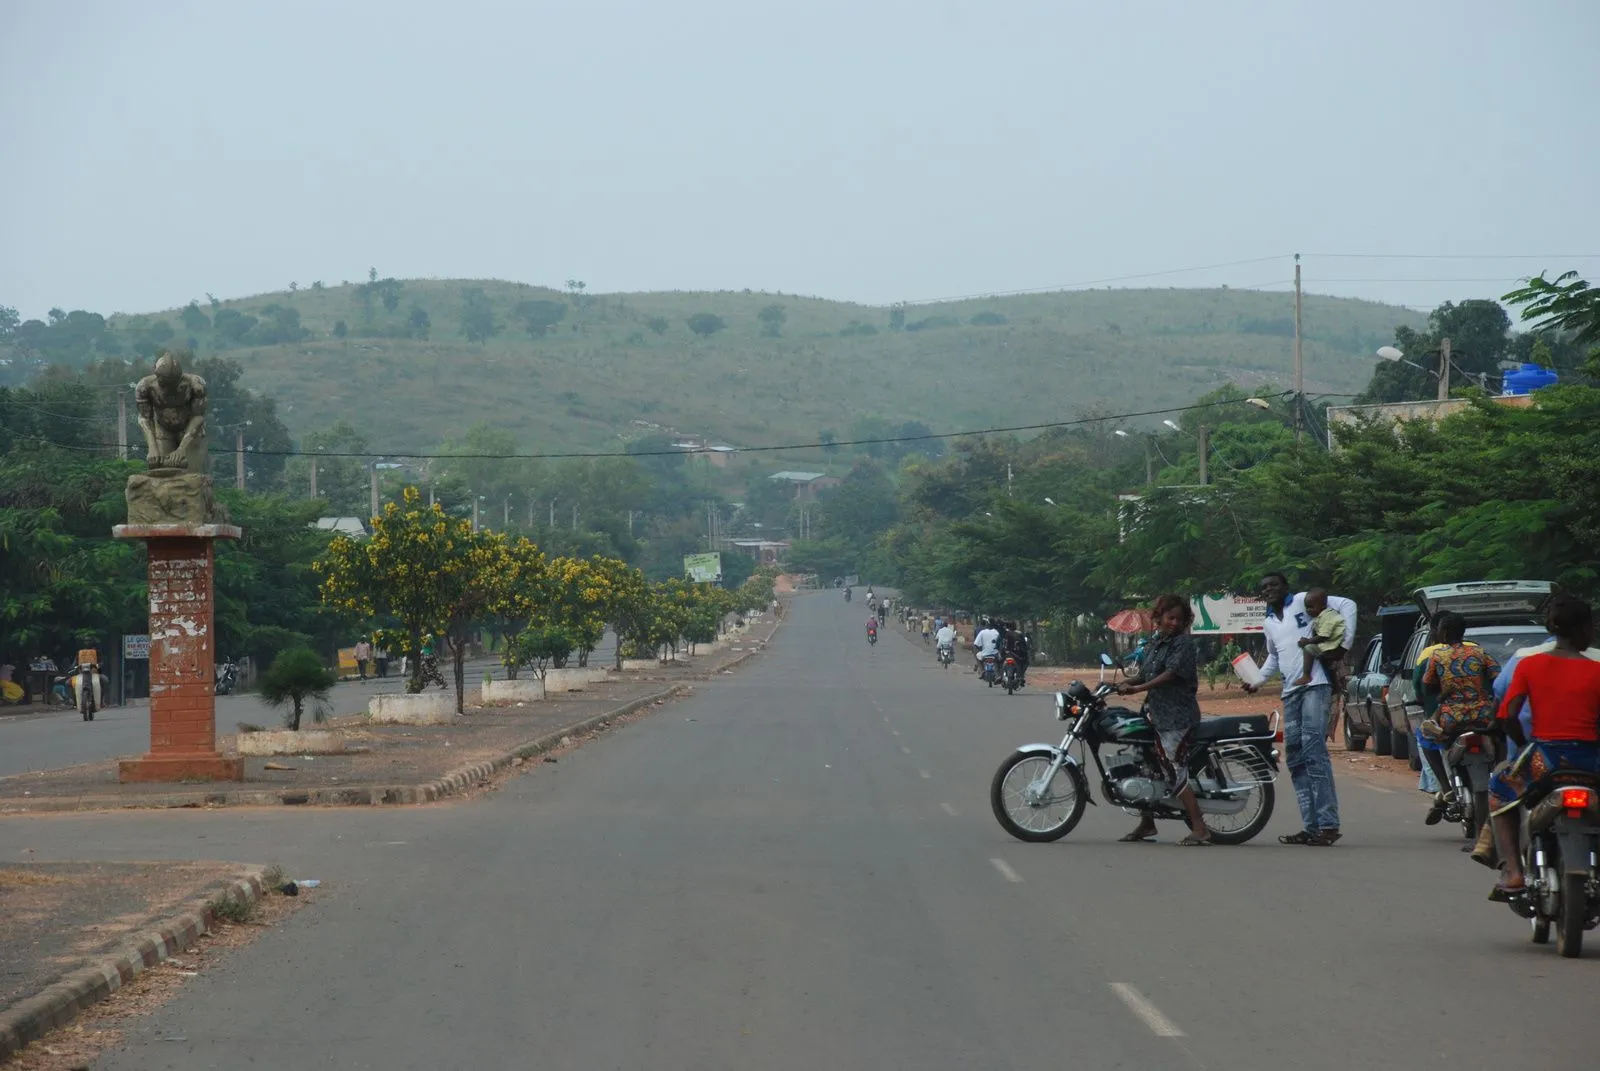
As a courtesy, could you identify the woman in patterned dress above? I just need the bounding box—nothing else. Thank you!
[1114,594,1211,845]
[1420,610,1502,743]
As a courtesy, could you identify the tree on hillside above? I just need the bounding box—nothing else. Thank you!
[406,304,431,340]
[333,319,348,339]
[460,287,499,344]
[686,313,726,338]
[180,301,211,334]
[645,316,670,335]
[515,299,567,338]
[889,303,906,331]
[758,304,786,338]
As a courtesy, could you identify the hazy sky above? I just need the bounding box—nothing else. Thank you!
[3,0,1597,320]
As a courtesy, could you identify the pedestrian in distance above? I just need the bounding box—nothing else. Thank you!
[1243,572,1357,846]
[353,637,372,681]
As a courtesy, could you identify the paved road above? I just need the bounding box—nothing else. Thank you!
[0,640,615,777]
[0,595,1591,1068]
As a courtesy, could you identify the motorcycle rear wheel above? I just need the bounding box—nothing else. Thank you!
[1557,871,1586,958]
[1196,751,1276,845]
[991,751,1088,843]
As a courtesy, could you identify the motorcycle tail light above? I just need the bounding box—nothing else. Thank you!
[1274,728,1285,743]
[1559,787,1594,815]
[1466,738,1483,752]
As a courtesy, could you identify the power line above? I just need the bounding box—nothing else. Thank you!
[9,390,1342,461]
[1302,253,1600,261]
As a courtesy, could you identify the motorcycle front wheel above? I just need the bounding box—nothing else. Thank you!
[990,751,1088,843]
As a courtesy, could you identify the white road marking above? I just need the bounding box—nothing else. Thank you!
[918,769,931,779]
[1110,983,1185,1037]
[891,729,900,736]
[1361,782,1394,794]
[901,745,912,755]
[989,857,1023,883]
[940,802,957,816]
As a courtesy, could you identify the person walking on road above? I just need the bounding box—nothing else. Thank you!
[354,637,372,681]
[1244,572,1356,846]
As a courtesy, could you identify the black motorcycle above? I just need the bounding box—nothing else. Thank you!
[1507,777,1600,957]
[937,644,954,669]
[215,660,239,696]
[991,672,1279,844]
[1000,655,1023,695]
[1441,729,1497,847]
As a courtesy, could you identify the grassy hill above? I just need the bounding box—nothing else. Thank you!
[113,280,1424,457]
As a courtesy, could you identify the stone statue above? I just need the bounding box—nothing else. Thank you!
[136,350,209,472]
[125,348,227,525]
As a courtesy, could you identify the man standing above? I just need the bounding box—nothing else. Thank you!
[354,637,372,681]
[1243,572,1356,846]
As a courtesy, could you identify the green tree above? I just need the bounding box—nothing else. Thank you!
[645,316,670,335]
[460,287,499,344]
[258,647,337,731]
[686,313,726,337]
[514,299,567,338]
[406,305,432,340]
[757,304,786,337]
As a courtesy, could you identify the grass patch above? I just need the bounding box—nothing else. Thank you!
[0,867,65,888]
[208,892,259,924]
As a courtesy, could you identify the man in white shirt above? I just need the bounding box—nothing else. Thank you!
[1243,572,1357,846]
[973,622,1000,672]
[935,622,957,651]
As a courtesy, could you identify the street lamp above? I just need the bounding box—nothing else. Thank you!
[1162,419,1182,433]
[1378,343,1451,400]
[1115,429,1154,486]
[1043,497,1058,508]
[1244,397,1272,410]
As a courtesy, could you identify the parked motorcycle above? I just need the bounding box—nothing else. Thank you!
[1506,779,1600,957]
[937,644,954,669]
[215,660,239,696]
[1001,655,1022,695]
[1441,729,1497,847]
[990,660,1280,844]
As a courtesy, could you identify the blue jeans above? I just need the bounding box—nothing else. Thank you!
[1416,729,1441,794]
[1284,685,1340,832]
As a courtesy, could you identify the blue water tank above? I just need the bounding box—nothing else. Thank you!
[1501,363,1559,396]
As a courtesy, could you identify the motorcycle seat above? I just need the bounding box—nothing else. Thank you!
[1191,715,1274,742]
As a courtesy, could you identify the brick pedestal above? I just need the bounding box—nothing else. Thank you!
[113,523,244,783]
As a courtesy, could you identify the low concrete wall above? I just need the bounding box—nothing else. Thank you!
[543,668,590,692]
[367,693,456,725]
[620,658,660,672]
[482,678,546,703]
[583,667,613,684]
[236,729,346,756]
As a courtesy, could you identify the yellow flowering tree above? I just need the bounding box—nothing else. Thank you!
[317,486,475,695]
[486,536,550,681]
[537,556,615,668]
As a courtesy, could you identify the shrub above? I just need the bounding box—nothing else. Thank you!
[258,647,337,730]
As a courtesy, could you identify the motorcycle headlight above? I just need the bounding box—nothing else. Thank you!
[1054,692,1068,719]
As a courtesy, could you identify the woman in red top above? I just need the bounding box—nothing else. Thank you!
[1487,595,1600,897]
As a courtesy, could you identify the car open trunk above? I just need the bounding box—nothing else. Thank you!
[1412,581,1553,625]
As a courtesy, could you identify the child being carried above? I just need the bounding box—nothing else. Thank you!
[1295,588,1347,687]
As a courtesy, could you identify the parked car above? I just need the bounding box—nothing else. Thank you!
[1344,603,1434,756]
[1380,580,1554,770]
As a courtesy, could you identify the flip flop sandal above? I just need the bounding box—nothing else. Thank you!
[1118,830,1158,843]
[1278,830,1318,845]
[1176,834,1213,846]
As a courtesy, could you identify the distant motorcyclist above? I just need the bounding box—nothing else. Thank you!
[973,620,1001,673]
[865,616,879,644]
[844,586,852,602]
[936,622,957,663]
[1001,622,1031,685]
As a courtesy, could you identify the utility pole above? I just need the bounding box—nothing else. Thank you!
[527,496,535,527]
[428,483,435,508]
[1007,462,1014,498]
[1438,336,1452,401]
[472,497,480,533]
[571,503,578,531]
[309,458,318,501]
[117,391,128,460]
[503,495,510,528]
[235,427,246,490]
[550,498,557,527]
[1143,439,1153,486]
[369,464,379,517]
[1293,253,1304,443]
[1197,425,1209,486]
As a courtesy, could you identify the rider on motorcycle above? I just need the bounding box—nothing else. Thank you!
[865,616,879,642]
[935,621,956,659]
[1000,622,1030,686]
[1486,595,1600,898]
[973,619,1000,673]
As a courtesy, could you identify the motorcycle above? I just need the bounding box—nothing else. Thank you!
[990,657,1280,844]
[1441,729,1497,848]
[215,660,239,697]
[1506,777,1600,957]
[866,628,878,647]
[980,653,998,686]
[1001,656,1023,695]
[937,643,954,669]
[67,662,100,721]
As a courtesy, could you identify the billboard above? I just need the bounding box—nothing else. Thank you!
[1190,594,1267,635]
[684,552,723,583]
[123,634,151,660]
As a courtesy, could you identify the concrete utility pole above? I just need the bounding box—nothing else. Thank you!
[117,391,128,460]
[1197,425,1210,486]
[1293,253,1304,443]
[571,503,578,531]
[549,498,557,528]
[527,496,535,527]
[370,465,380,517]
[472,497,480,533]
[235,428,246,490]
[1438,337,1452,401]
[503,495,510,528]
[309,458,318,500]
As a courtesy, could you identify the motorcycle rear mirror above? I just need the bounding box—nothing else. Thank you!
[1099,652,1114,667]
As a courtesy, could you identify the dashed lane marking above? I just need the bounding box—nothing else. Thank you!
[940,802,957,816]
[1110,983,1185,1037]
[989,858,1023,883]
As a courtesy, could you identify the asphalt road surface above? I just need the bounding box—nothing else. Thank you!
[1,595,1590,1069]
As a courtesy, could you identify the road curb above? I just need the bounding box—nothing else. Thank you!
[0,684,692,813]
[0,866,267,1060]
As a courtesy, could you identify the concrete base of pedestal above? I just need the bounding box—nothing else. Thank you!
[584,667,614,683]
[482,678,546,703]
[543,669,589,692]
[236,730,346,756]
[119,754,244,783]
[620,658,660,672]
[367,693,457,724]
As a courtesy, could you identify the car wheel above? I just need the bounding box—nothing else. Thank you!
[1342,711,1368,752]
[1391,730,1410,762]
[1372,716,1393,757]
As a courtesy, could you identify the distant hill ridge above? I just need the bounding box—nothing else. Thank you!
[103,279,1421,455]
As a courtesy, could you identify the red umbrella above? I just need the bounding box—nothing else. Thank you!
[1106,608,1154,635]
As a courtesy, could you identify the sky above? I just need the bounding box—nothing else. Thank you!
[3,0,1598,320]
